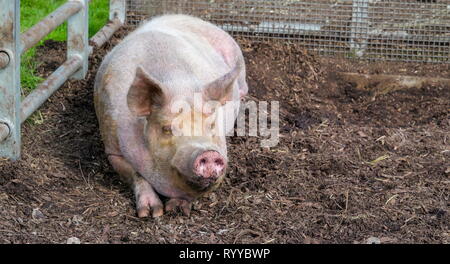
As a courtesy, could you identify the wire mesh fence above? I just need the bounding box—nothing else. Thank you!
[126,0,450,63]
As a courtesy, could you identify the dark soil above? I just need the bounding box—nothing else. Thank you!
[0,27,448,244]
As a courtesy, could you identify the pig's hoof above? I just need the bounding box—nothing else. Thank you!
[136,193,164,218]
[137,200,164,218]
[165,198,192,216]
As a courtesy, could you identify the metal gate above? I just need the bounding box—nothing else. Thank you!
[126,0,450,63]
[0,0,126,160]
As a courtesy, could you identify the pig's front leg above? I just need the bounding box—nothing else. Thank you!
[108,155,164,218]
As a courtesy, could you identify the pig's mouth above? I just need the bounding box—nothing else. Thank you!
[185,170,223,191]
[192,174,221,189]
[172,168,224,193]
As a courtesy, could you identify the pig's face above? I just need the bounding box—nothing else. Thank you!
[147,105,228,193]
[127,66,241,196]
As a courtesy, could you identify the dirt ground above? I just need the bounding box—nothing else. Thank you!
[0,27,448,244]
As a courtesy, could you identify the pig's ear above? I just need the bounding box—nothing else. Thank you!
[127,67,165,117]
[203,62,241,104]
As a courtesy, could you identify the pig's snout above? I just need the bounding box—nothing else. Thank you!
[171,144,227,190]
[193,151,227,179]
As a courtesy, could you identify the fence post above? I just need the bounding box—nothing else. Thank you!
[0,0,21,160]
[350,0,369,58]
[67,0,89,80]
[110,0,126,24]
[90,0,126,47]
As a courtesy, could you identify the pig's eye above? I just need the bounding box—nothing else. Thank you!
[162,125,172,135]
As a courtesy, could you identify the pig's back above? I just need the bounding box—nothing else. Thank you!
[134,15,241,67]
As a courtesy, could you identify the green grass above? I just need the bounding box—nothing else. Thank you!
[20,0,109,92]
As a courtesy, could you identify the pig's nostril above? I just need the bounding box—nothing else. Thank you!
[194,150,227,178]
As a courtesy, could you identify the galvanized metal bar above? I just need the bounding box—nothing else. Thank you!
[0,0,21,160]
[67,0,89,80]
[110,0,127,24]
[20,0,125,123]
[1,0,118,161]
[350,0,370,57]
[20,56,83,122]
[90,18,123,48]
[19,0,122,126]
[220,23,322,35]
[91,0,126,48]
[20,1,83,54]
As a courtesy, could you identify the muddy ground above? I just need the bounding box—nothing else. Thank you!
[0,27,448,243]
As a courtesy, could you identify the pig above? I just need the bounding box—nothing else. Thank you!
[94,15,248,217]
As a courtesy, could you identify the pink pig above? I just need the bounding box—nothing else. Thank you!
[94,15,248,217]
